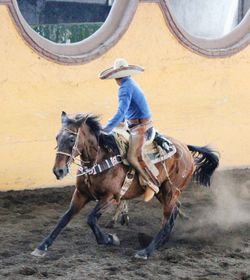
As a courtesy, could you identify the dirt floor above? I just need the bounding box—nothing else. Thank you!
[0,169,250,280]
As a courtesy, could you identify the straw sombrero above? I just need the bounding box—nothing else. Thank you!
[99,58,144,80]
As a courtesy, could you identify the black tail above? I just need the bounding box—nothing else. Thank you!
[188,145,219,187]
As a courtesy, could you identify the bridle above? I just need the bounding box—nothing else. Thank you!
[56,127,96,177]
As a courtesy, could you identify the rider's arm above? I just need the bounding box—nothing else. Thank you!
[103,85,132,133]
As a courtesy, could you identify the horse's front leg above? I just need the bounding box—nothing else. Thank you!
[87,196,120,246]
[31,189,90,257]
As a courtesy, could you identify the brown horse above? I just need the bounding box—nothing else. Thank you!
[31,112,219,259]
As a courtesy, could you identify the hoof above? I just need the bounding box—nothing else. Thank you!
[109,234,120,246]
[134,249,148,260]
[31,248,47,257]
[120,214,129,226]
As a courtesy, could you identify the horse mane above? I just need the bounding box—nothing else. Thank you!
[73,113,120,155]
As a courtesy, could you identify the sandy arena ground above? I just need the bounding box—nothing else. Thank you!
[0,169,250,280]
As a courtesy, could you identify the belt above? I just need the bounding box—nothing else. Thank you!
[127,118,151,129]
[127,118,151,125]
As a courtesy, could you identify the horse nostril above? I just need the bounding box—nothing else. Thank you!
[53,168,65,179]
[58,169,64,176]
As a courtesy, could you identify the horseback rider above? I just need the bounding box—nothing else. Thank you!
[99,58,159,202]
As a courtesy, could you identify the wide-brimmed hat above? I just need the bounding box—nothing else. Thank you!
[99,58,144,80]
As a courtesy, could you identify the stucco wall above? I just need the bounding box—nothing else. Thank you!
[0,2,250,190]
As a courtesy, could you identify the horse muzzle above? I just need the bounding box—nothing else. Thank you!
[53,166,68,180]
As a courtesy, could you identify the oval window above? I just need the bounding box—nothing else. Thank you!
[168,0,250,38]
[17,0,114,43]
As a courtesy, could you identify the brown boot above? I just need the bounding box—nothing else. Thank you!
[143,179,159,202]
[144,186,155,202]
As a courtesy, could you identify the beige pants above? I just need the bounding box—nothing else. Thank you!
[127,122,159,193]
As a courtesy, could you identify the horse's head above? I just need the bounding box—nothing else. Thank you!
[53,111,84,180]
[53,111,101,180]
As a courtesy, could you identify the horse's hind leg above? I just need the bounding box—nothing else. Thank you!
[135,181,180,259]
[106,200,129,228]
[31,189,89,257]
[135,204,179,260]
[120,200,129,226]
[87,196,120,246]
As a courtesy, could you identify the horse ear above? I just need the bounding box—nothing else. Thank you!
[61,111,68,124]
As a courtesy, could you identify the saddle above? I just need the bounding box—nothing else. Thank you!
[112,124,176,175]
[110,124,176,200]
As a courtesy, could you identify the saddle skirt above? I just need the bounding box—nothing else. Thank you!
[112,124,176,166]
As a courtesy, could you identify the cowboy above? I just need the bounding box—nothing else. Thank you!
[99,58,159,202]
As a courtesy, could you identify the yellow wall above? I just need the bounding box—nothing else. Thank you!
[0,3,250,190]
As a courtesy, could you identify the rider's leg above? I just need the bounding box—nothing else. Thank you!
[127,126,159,201]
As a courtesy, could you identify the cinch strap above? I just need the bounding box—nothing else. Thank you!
[119,168,135,198]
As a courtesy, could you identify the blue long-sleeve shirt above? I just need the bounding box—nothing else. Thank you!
[104,77,151,132]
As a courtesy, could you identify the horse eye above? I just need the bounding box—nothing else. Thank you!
[70,137,75,143]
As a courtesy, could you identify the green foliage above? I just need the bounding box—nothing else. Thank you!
[32,22,103,43]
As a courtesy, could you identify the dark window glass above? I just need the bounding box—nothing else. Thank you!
[17,0,114,43]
